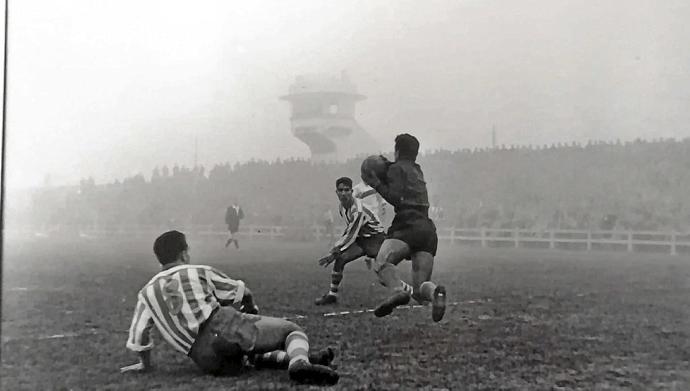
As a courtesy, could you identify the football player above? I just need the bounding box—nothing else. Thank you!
[353,180,389,227]
[361,133,447,322]
[314,177,386,305]
[121,230,338,386]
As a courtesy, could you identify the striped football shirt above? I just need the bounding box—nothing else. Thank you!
[334,197,385,252]
[126,264,245,354]
[353,182,387,218]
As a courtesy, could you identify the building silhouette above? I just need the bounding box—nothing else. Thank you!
[281,72,380,162]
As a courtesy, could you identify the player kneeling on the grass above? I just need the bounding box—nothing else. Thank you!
[315,177,386,306]
[361,133,447,322]
[121,230,338,386]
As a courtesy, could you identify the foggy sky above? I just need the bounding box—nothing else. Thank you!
[5,0,690,189]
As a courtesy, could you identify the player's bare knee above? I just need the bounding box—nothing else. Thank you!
[282,321,303,336]
[372,257,388,273]
[374,261,395,278]
[378,249,399,266]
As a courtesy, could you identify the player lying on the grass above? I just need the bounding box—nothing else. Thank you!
[361,133,447,322]
[314,177,387,305]
[121,230,339,386]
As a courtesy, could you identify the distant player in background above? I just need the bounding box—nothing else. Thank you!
[314,177,386,306]
[362,133,447,322]
[225,202,244,249]
[121,230,339,386]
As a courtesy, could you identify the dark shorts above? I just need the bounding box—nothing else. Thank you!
[227,223,240,234]
[388,209,438,256]
[354,233,386,258]
[338,233,385,263]
[188,306,261,376]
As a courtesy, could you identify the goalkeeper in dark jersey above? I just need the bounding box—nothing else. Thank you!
[361,133,447,322]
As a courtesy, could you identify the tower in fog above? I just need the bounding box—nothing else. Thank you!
[281,72,379,162]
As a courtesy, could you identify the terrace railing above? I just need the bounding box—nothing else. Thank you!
[9,225,690,256]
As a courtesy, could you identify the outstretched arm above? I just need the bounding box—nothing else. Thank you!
[122,299,155,373]
[239,287,259,314]
[318,210,365,268]
[211,268,259,313]
[121,350,152,373]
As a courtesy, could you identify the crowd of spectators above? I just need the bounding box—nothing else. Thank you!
[22,137,690,233]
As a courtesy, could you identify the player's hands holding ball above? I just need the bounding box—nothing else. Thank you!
[361,170,380,187]
[361,155,389,187]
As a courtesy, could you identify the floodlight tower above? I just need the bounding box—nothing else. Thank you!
[281,72,379,162]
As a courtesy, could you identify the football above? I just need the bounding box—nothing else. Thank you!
[361,155,389,180]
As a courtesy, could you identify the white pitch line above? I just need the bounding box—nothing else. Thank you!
[2,329,102,343]
[3,298,491,342]
[323,302,455,318]
[318,298,487,318]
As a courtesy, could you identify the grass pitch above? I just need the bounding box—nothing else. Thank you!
[2,235,690,390]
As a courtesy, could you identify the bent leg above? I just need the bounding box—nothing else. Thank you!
[233,229,240,248]
[251,316,338,385]
[188,310,246,376]
[411,251,446,322]
[251,348,334,369]
[333,244,365,273]
[372,239,416,317]
[250,316,302,353]
[316,245,364,305]
[373,239,411,292]
[330,244,365,295]
[225,231,234,248]
[411,251,435,301]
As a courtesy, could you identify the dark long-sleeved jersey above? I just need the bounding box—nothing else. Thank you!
[372,159,430,215]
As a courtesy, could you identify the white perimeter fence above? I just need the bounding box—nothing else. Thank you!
[9,225,690,256]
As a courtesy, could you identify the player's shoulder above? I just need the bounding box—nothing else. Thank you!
[146,264,217,284]
[193,264,227,276]
[390,160,410,169]
[385,161,407,176]
[353,182,371,193]
[199,265,239,282]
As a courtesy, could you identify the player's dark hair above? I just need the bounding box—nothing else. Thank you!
[153,230,188,265]
[395,133,420,160]
[335,177,353,189]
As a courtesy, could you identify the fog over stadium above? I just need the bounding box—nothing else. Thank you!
[5,2,690,389]
[4,0,690,193]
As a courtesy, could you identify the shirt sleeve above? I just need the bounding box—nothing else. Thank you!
[333,208,365,252]
[357,188,378,199]
[208,268,246,304]
[373,164,406,207]
[126,296,155,352]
